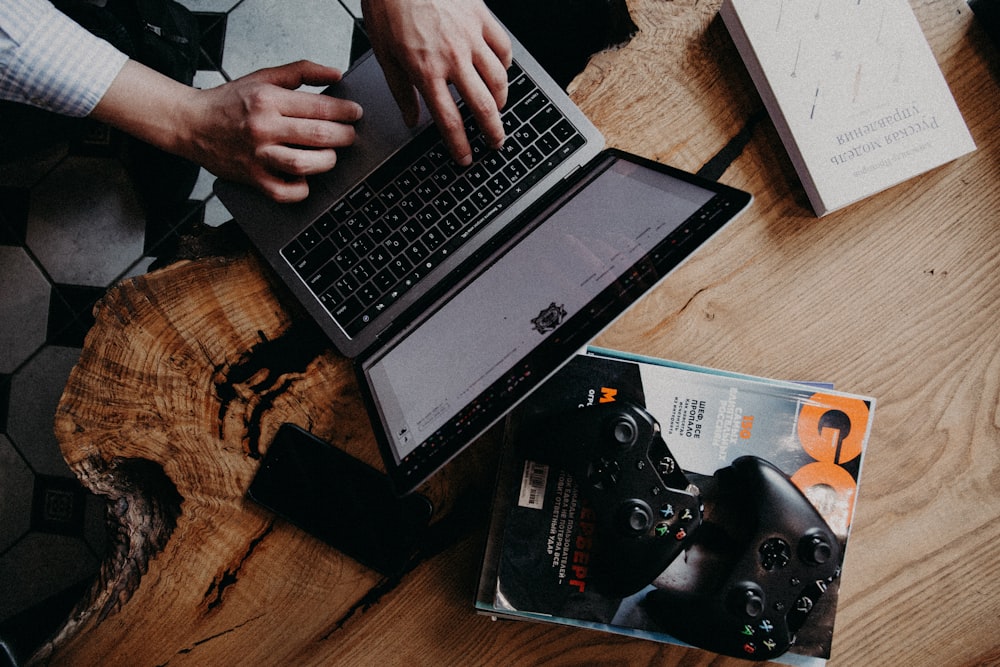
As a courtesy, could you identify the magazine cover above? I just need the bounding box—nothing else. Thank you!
[476,347,875,665]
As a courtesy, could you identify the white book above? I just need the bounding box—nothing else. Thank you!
[720,0,976,216]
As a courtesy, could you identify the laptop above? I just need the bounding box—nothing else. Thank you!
[215,27,752,495]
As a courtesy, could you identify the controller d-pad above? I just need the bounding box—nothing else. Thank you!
[759,538,791,570]
[587,456,621,489]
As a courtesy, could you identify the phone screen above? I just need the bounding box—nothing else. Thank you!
[248,423,433,577]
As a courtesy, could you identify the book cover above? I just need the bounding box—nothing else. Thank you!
[720,0,976,216]
[476,348,876,664]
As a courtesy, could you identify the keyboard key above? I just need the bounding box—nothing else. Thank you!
[351,258,376,283]
[357,282,380,306]
[506,73,533,107]
[551,119,577,143]
[334,273,360,295]
[502,158,527,183]
[405,240,429,264]
[281,239,305,264]
[367,246,392,270]
[513,91,546,122]
[432,191,458,212]
[537,132,560,156]
[487,174,512,197]
[431,164,458,189]
[298,224,322,249]
[306,261,339,294]
[346,183,373,209]
[294,238,335,278]
[328,199,352,223]
[520,145,543,170]
[530,104,560,133]
[506,61,524,82]
[332,294,363,324]
[333,247,358,273]
[449,177,473,201]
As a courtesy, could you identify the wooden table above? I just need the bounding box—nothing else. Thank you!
[35,0,1000,665]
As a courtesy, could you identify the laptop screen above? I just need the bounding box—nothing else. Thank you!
[359,151,748,493]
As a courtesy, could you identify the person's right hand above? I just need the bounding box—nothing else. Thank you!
[361,0,512,167]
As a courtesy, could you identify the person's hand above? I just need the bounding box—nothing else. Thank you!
[361,0,513,166]
[178,60,364,202]
[93,59,363,203]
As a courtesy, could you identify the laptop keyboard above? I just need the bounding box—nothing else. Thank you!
[280,62,587,338]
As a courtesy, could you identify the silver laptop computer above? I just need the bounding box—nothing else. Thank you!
[215,26,752,495]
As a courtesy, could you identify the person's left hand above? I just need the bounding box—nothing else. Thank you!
[361,0,513,166]
[93,59,364,203]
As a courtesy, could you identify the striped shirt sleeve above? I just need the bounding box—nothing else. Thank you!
[0,0,129,117]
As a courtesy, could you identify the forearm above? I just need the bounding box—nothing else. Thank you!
[89,59,197,157]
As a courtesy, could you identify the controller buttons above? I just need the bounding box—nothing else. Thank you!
[799,533,834,565]
[759,538,792,570]
[795,595,815,614]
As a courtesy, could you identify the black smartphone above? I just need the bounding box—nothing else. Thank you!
[248,423,433,577]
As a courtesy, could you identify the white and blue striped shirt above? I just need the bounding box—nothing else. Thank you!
[0,0,128,117]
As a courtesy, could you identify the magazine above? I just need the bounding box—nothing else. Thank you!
[476,347,875,664]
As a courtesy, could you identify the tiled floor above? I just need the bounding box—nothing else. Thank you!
[0,0,362,659]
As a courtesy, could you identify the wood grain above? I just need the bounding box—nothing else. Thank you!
[36,0,1000,665]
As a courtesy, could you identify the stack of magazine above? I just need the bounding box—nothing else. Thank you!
[476,347,875,665]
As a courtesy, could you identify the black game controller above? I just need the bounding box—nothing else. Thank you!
[521,401,702,597]
[643,456,841,661]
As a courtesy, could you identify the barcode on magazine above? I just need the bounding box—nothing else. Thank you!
[517,460,549,509]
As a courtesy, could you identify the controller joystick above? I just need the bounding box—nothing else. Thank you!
[521,401,702,597]
[643,456,841,661]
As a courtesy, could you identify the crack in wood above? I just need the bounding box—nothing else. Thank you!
[202,523,275,612]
